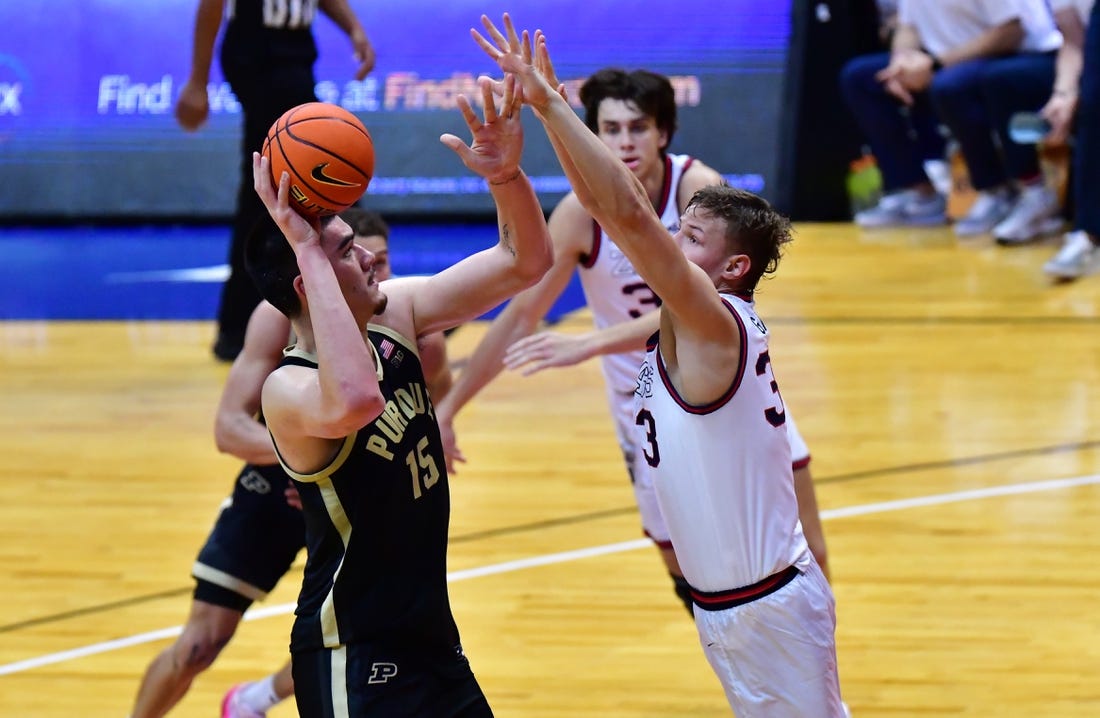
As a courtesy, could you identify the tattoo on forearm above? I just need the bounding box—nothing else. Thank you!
[501,225,516,257]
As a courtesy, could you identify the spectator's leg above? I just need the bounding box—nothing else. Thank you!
[980,53,1064,243]
[930,59,1009,192]
[839,52,941,191]
[1075,6,1100,240]
[981,53,1057,182]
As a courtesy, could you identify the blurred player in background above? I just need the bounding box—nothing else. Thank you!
[175,0,375,361]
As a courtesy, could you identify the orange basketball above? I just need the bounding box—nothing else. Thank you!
[261,102,375,218]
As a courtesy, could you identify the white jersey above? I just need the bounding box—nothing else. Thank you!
[578,152,693,400]
[635,292,811,591]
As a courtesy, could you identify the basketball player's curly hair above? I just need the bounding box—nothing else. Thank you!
[688,185,793,291]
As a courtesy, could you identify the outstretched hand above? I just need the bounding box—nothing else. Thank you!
[504,330,591,376]
[252,152,321,253]
[471,14,564,113]
[439,75,523,183]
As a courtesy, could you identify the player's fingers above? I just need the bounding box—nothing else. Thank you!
[479,78,498,123]
[471,28,501,62]
[521,29,532,64]
[439,133,470,160]
[520,360,550,377]
[455,94,482,131]
[537,33,562,90]
[503,13,521,52]
[480,14,509,51]
[252,152,267,196]
[276,169,291,209]
[502,74,518,118]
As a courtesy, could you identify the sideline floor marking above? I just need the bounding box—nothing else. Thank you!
[2,473,1098,676]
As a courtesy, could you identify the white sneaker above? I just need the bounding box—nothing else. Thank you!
[221,684,266,718]
[854,190,946,228]
[993,184,1063,245]
[954,189,1014,236]
[1043,230,1100,279]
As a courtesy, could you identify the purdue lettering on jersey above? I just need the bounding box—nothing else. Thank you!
[277,326,463,656]
[364,381,434,460]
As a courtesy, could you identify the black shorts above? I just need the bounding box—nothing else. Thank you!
[192,463,305,612]
[292,643,493,718]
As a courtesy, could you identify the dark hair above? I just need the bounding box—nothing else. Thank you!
[244,214,307,318]
[687,186,793,290]
[339,206,389,241]
[579,68,678,147]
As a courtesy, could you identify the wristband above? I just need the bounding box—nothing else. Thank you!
[489,169,522,186]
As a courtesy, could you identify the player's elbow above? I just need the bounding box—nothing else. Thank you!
[213,413,242,456]
[512,235,554,287]
[333,386,387,432]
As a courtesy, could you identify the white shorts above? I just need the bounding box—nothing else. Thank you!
[693,559,844,717]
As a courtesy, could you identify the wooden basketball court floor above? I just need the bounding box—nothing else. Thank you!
[2,223,1099,717]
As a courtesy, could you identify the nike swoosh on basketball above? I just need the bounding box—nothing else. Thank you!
[310,163,361,188]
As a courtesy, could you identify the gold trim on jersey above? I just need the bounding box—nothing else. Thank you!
[331,644,350,718]
[190,562,267,601]
[283,339,386,382]
[317,473,353,646]
[367,322,420,361]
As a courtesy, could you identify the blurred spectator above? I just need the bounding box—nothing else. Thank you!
[175,0,375,361]
[1043,0,1100,278]
[840,0,1063,239]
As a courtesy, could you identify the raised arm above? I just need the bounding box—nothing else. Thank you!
[504,309,659,376]
[318,0,376,79]
[430,195,584,472]
[407,76,552,336]
[474,18,734,351]
[213,301,292,465]
[175,0,225,131]
[253,154,385,455]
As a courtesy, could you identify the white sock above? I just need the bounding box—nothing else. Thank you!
[238,675,281,712]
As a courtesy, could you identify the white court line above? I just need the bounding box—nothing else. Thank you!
[2,472,1098,677]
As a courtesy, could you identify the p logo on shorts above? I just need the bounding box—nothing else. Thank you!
[239,469,272,494]
[368,662,398,684]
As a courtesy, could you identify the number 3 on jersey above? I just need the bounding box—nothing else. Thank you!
[755,350,786,427]
[635,409,660,468]
[635,350,786,469]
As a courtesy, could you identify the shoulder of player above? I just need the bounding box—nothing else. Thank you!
[367,277,418,337]
[675,161,724,212]
[547,191,596,255]
[680,160,724,193]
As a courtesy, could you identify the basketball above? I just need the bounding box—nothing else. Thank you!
[261,102,375,218]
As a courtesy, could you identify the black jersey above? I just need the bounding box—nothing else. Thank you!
[221,0,319,68]
[276,326,460,656]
